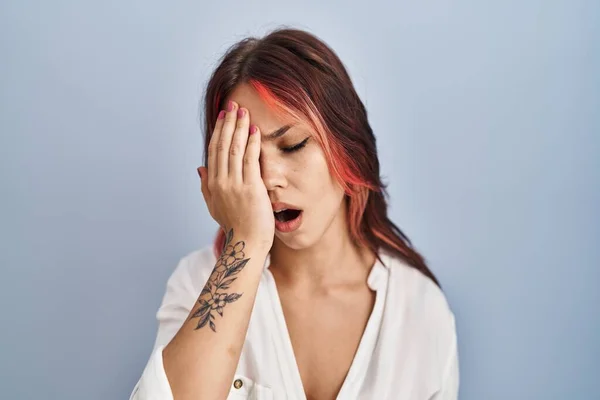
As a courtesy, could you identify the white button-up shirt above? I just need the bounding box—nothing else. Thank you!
[130,246,459,399]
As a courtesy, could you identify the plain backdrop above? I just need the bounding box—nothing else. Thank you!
[1,1,598,399]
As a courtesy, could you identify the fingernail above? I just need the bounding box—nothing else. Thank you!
[227,101,234,112]
[250,125,258,135]
[237,108,246,118]
[217,110,225,120]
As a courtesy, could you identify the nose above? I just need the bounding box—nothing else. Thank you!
[259,153,287,191]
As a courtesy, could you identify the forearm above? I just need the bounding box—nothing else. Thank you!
[162,232,269,400]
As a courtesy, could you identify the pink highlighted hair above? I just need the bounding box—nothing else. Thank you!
[201,27,439,287]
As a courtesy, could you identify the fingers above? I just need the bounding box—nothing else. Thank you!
[229,107,250,184]
[208,110,226,181]
[243,124,262,184]
[207,99,260,186]
[216,101,239,180]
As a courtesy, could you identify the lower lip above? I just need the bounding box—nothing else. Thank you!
[275,210,303,233]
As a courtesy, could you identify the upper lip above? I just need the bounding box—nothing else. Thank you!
[271,202,302,212]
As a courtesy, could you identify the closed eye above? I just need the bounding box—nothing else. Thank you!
[281,137,309,153]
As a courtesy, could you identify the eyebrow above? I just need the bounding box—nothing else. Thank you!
[264,124,294,141]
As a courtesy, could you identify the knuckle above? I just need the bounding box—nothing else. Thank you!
[216,179,228,192]
[231,184,242,194]
[229,143,241,156]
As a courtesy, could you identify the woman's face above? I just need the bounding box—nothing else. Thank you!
[224,83,346,250]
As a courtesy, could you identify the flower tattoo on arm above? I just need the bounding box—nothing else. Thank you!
[189,228,249,332]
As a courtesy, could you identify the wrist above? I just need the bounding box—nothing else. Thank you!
[240,239,271,257]
[220,231,271,257]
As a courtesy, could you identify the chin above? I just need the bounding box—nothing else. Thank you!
[275,233,308,250]
[274,209,336,251]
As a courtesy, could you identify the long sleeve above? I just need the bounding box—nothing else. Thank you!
[430,321,460,400]
[129,250,211,400]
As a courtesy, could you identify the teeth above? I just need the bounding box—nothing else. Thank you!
[274,208,288,213]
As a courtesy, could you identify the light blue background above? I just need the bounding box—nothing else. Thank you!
[1,1,598,399]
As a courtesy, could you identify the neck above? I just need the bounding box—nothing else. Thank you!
[268,201,376,290]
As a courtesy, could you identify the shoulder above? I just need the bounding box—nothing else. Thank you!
[382,250,457,361]
[379,251,459,400]
[383,251,455,326]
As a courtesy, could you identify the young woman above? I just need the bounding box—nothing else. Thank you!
[130,27,458,400]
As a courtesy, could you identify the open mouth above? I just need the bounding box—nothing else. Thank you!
[274,208,302,222]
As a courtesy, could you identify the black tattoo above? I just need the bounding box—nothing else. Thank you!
[189,228,248,332]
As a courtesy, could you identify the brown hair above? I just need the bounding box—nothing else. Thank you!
[201,27,440,287]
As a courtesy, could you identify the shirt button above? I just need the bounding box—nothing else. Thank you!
[233,379,243,389]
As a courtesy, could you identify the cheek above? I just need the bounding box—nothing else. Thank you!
[297,147,343,198]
